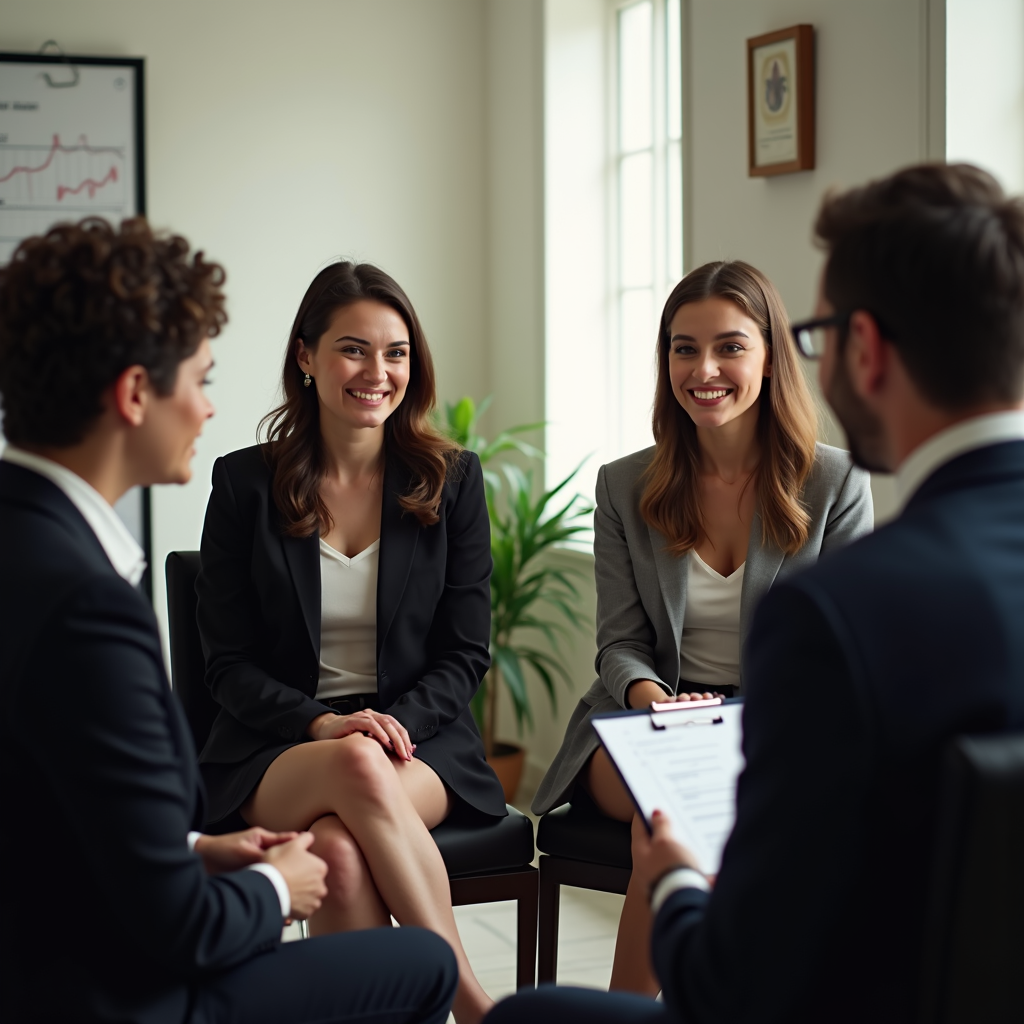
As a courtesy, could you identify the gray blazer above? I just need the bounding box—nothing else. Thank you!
[531,441,874,814]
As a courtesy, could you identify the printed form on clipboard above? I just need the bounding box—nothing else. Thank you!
[591,698,745,875]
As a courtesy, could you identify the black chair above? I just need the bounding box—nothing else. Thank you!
[535,789,632,983]
[166,550,539,988]
[920,731,1024,1024]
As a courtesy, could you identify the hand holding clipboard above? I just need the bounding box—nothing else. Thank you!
[591,698,745,875]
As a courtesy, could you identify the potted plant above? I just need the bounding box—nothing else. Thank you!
[443,397,593,801]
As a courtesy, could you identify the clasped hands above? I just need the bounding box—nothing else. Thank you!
[193,828,329,920]
[307,708,416,761]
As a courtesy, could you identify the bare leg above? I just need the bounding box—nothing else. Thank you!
[585,748,660,997]
[244,735,493,1024]
[306,814,391,935]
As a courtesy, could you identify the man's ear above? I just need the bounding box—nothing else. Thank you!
[844,311,888,400]
[110,365,151,427]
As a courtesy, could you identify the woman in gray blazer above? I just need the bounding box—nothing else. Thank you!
[532,261,873,994]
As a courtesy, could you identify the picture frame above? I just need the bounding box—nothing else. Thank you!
[747,25,814,177]
[0,50,152,595]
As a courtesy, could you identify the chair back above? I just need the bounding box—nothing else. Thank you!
[165,551,221,753]
[920,731,1024,1023]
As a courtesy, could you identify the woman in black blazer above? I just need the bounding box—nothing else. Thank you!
[196,262,503,1024]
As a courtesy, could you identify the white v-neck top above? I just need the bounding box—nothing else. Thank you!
[316,537,380,699]
[678,550,744,688]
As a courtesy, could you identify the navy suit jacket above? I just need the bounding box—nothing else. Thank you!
[0,463,283,1024]
[652,441,1024,1023]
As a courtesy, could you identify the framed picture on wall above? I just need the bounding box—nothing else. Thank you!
[0,48,152,594]
[747,25,815,177]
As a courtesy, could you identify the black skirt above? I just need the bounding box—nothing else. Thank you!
[200,694,506,827]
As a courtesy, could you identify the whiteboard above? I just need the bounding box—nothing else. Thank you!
[0,53,150,589]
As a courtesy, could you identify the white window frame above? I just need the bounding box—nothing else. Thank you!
[607,0,683,463]
[543,0,683,529]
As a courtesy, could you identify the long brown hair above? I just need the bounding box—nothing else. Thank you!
[259,262,459,536]
[639,260,817,556]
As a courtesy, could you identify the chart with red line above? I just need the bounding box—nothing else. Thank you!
[1,132,125,197]
[0,58,139,264]
[0,53,148,559]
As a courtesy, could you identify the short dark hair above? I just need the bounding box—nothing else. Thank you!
[0,217,226,447]
[815,163,1024,409]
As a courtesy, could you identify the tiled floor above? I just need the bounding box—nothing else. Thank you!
[453,886,624,1000]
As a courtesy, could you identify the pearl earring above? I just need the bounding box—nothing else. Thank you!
[303,372,312,388]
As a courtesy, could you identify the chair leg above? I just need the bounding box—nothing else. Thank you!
[516,870,538,989]
[537,855,560,984]
[537,855,633,984]
[450,868,539,989]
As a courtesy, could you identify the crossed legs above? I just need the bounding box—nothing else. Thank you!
[244,735,492,1024]
[584,746,660,997]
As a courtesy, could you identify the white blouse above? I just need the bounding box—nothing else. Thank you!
[678,550,744,689]
[316,538,379,699]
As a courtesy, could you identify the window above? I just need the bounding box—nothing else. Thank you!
[613,0,683,458]
[544,0,682,514]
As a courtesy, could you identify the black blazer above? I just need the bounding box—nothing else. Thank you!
[651,441,1024,1024]
[0,463,282,1024]
[195,444,505,821]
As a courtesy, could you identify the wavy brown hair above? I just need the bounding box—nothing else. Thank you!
[639,261,817,556]
[259,262,459,536]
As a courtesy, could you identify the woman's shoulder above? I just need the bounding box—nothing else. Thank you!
[214,443,273,490]
[451,447,481,476]
[806,441,869,500]
[599,446,655,492]
[443,448,483,503]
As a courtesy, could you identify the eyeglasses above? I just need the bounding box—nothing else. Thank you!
[789,313,850,359]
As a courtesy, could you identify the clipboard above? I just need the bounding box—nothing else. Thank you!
[591,698,745,875]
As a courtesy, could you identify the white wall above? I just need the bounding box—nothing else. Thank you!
[544,0,609,494]
[946,0,1024,195]
[2,0,491,642]
[684,0,946,523]
[485,0,546,441]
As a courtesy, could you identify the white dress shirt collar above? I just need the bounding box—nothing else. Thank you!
[894,410,1024,513]
[2,446,147,586]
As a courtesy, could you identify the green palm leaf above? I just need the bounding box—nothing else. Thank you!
[444,395,592,758]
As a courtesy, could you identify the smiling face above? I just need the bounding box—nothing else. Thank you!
[668,296,771,430]
[296,300,411,433]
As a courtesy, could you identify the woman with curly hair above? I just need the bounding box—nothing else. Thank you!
[195,261,503,1024]
[532,260,874,994]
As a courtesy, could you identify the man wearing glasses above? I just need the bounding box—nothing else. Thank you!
[487,163,1024,1023]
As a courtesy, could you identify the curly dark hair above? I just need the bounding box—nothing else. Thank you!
[0,216,227,447]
